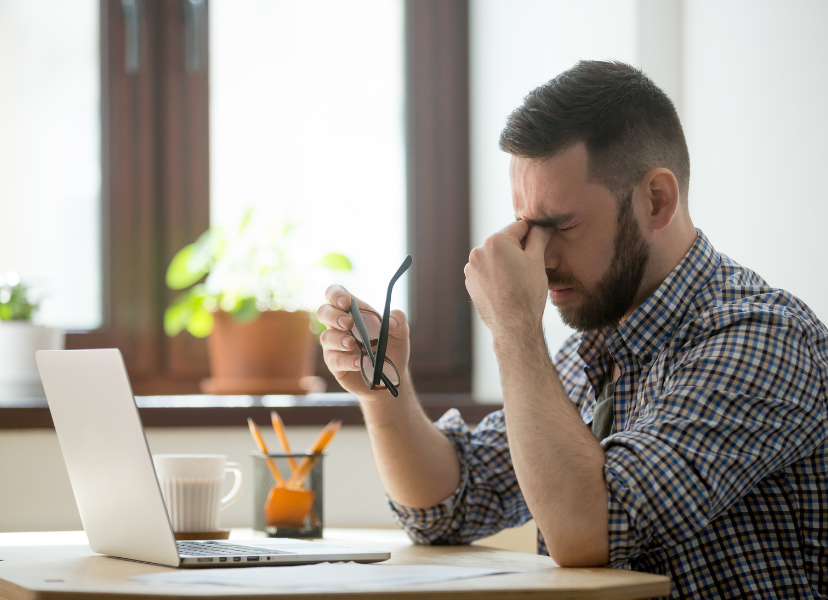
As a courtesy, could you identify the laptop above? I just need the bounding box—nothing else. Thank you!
[35,348,391,568]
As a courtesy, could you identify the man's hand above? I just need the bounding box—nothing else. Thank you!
[316,285,411,402]
[317,285,461,509]
[464,220,551,340]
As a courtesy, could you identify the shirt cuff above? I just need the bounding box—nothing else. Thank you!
[387,409,471,544]
[604,462,644,565]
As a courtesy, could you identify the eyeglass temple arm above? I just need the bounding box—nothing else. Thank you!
[350,299,399,397]
[373,255,412,389]
[350,299,375,365]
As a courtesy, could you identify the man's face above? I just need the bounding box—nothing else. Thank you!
[510,144,650,331]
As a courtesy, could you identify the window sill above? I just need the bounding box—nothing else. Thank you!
[0,393,501,429]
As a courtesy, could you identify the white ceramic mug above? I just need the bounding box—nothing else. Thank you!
[152,454,244,532]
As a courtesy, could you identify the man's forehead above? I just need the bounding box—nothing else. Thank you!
[510,156,584,218]
[512,188,580,225]
[509,144,609,222]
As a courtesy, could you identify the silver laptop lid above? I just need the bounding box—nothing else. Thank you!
[36,349,181,567]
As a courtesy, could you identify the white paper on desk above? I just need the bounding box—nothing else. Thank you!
[133,562,516,592]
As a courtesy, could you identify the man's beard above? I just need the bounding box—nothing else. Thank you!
[548,195,650,332]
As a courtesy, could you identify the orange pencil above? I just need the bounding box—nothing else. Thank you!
[271,411,298,473]
[272,412,321,526]
[287,420,341,489]
[247,418,287,488]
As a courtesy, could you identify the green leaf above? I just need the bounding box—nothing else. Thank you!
[189,229,218,272]
[164,286,211,337]
[317,253,352,271]
[164,298,193,336]
[186,305,215,338]
[166,244,207,290]
[238,207,254,234]
[231,297,260,323]
[309,311,326,335]
[0,281,37,321]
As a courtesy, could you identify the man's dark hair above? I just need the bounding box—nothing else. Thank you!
[500,60,690,204]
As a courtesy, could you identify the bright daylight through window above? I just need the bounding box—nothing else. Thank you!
[0,0,102,331]
[209,0,407,314]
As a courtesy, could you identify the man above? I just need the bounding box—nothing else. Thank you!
[317,61,828,598]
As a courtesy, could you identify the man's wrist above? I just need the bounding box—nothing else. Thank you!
[356,371,418,428]
[491,317,546,358]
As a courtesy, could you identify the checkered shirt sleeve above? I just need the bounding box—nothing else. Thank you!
[388,334,584,546]
[388,407,532,544]
[603,302,827,565]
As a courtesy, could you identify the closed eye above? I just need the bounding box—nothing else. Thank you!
[519,215,578,232]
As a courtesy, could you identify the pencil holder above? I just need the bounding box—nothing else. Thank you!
[252,452,324,538]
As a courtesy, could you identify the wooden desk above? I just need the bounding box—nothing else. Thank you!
[0,529,671,600]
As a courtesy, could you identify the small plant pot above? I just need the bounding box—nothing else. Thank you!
[200,310,322,395]
[0,323,64,401]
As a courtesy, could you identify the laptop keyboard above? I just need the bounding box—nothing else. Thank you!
[177,540,293,557]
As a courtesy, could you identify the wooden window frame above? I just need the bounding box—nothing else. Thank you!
[67,0,471,396]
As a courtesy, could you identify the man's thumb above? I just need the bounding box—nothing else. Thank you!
[525,225,551,258]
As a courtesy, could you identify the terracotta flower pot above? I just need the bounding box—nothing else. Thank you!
[200,310,322,395]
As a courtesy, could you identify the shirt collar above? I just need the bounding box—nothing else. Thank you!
[613,229,719,363]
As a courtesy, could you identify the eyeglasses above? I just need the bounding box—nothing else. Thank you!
[347,255,412,397]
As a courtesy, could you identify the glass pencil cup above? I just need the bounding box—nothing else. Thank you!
[252,452,324,538]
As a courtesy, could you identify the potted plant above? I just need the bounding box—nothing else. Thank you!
[164,210,351,395]
[0,273,64,401]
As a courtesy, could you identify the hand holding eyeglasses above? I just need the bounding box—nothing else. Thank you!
[317,256,412,399]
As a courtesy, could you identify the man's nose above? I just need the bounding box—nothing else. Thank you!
[544,242,561,271]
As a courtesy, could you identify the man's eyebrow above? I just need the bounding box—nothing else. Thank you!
[515,213,577,228]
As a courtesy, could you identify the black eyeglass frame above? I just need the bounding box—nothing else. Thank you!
[347,307,402,395]
[347,255,412,397]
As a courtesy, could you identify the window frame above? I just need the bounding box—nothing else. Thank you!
[67,0,471,396]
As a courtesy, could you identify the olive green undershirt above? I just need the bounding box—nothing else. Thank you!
[590,370,616,442]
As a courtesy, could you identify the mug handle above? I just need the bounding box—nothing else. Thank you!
[220,462,244,510]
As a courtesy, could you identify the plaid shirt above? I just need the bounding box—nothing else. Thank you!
[391,230,828,599]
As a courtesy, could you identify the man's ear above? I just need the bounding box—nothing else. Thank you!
[638,168,681,232]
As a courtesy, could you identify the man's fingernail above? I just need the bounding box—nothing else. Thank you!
[338,317,349,329]
[354,357,361,368]
[342,337,351,348]
[338,297,349,309]
[390,316,399,329]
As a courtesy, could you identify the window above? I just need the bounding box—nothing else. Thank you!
[209,0,408,310]
[62,0,471,395]
[0,0,102,331]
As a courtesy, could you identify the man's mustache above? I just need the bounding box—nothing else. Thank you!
[546,269,577,288]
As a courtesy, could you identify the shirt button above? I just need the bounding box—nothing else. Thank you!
[642,354,652,364]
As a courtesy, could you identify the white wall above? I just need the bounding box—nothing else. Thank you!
[469,0,828,400]
[0,423,538,553]
[683,0,828,323]
[0,426,397,532]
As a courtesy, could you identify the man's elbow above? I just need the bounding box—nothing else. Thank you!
[549,545,609,568]
[545,531,610,568]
